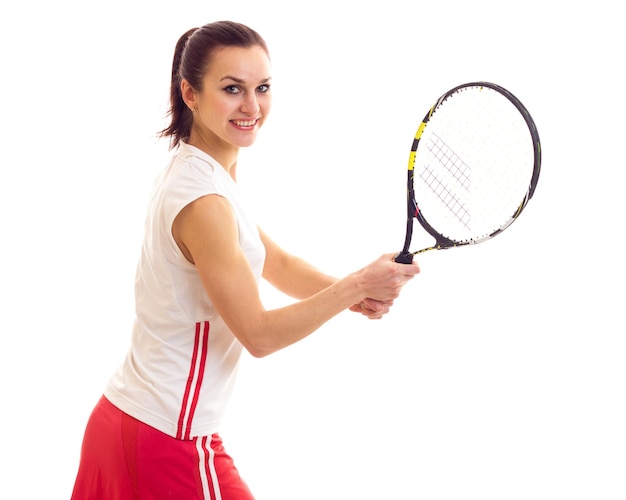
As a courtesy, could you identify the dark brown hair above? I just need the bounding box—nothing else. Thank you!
[159,21,269,149]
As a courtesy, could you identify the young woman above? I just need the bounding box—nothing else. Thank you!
[71,20,420,500]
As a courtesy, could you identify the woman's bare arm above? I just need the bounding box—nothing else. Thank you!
[259,228,336,299]
[173,194,419,358]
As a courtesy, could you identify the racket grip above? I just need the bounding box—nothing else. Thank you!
[394,252,414,264]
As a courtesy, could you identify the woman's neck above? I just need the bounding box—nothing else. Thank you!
[187,128,238,176]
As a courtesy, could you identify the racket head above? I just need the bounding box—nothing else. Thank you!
[396,82,541,263]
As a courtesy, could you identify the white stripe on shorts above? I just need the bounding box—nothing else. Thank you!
[196,436,222,500]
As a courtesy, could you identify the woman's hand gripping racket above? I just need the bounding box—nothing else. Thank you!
[395,82,541,264]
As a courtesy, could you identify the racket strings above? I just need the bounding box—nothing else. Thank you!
[414,86,535,244]
[420,132,471,229]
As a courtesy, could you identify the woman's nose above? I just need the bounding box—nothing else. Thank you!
[241,93,260,114]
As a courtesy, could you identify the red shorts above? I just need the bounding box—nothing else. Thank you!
[71,396,255,500]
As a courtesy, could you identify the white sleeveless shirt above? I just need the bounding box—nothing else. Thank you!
[105,142,265,439]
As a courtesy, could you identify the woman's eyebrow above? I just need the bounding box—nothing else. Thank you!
[220,76,272,84]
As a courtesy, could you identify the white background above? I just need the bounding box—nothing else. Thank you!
[1,1,624,499]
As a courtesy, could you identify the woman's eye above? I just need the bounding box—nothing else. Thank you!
[257,84,270,93]
[224,85,241,94]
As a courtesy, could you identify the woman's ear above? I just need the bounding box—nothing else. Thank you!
[180,79,198,113]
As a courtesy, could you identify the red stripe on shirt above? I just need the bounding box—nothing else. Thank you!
[184,321,210,440]
[177,321,210,440]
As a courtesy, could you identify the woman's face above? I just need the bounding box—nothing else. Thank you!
[188,45,272,152]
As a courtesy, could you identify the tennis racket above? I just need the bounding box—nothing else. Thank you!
[394,81,541,264]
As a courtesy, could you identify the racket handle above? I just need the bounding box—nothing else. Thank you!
[394,252,414,264]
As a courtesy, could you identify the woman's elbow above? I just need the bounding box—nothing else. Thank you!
[236,328,279,358]
[242,339,277,359]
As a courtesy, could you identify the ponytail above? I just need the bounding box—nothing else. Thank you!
[159,28,198,149]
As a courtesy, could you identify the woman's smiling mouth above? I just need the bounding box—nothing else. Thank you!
[231,118,259,128]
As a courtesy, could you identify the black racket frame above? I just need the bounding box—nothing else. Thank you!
[395,81,542,264]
